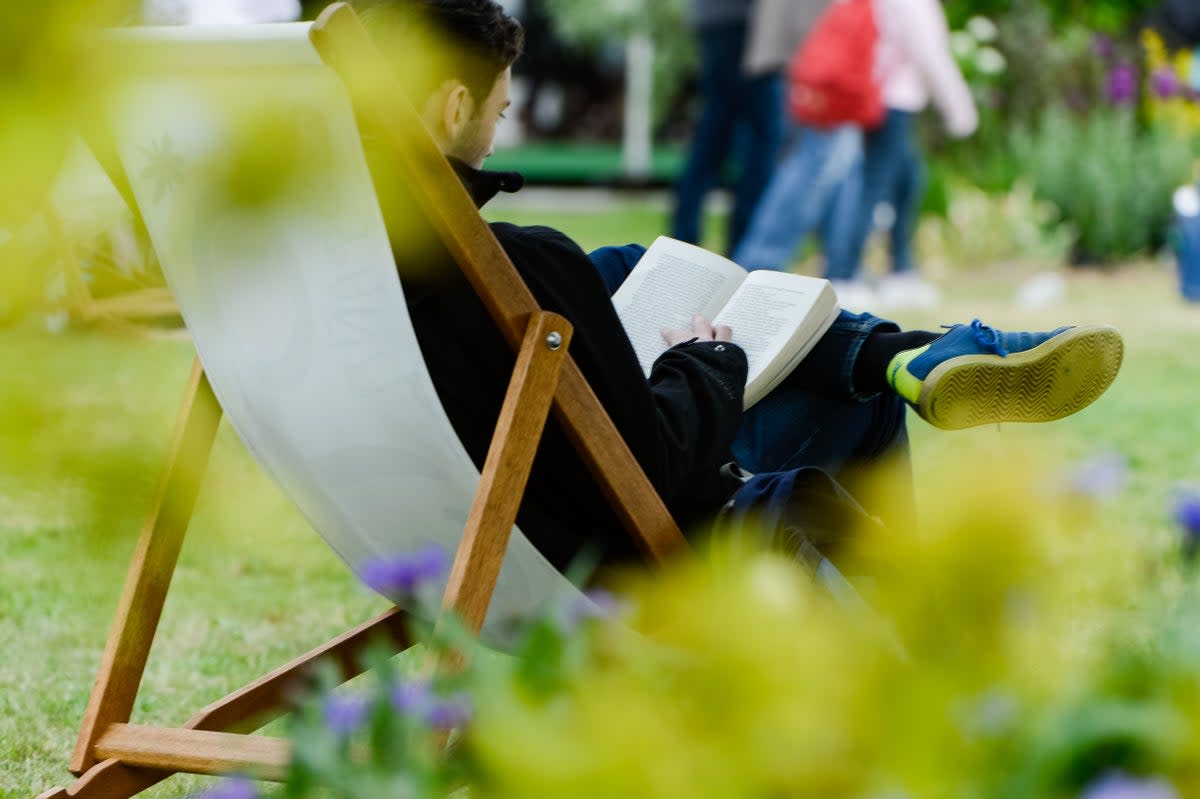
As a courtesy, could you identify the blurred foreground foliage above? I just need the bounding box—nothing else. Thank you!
[0,0,135,230]
[275,450,1200,799]
[0,0,154,325]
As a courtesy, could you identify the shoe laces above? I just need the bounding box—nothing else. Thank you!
[970,318,1009,356]
[942,319,1009,357]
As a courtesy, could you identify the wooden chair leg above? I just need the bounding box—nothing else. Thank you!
[185,606,412,733]
[37,760,156,799]
[440,310,573,636]
[40,607,415,799]
[45,308,571,796]
[45,301,570,799]
[71,359,222,775]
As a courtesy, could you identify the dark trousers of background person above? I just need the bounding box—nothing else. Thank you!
[587,243,915,532]
[670,20,784,256]
[830,109,925,279]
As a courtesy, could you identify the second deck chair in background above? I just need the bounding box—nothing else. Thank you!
[43,137,181,335]
[41,6,688,799]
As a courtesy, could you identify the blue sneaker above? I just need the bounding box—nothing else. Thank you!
[886,319,1124,430]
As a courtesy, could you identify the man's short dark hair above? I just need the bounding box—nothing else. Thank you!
[358,0,524,107]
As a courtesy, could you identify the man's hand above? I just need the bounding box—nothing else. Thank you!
[661,314,734,348]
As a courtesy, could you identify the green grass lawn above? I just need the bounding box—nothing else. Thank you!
[4,200,1200,798]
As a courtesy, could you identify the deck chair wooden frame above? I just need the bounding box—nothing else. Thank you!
[39,5,686,799]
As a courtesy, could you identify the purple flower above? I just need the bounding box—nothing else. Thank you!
[560,587,622,630]
[1092,33,1116,60]
[322,694,368,737]
[390,679,471,729]
[426,694,472,730]
[359,544,448,597]
[1066,451,1129,500]
[390,678,433,716]
[193,776,257,799]
[1080,771,1178,799]
[1107,64,1138,105]
[1178,494,1200,531]
[1151,67,1180,99]
[1173,490,1200,560]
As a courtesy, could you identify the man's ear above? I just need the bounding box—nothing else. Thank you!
[441,80,474,142]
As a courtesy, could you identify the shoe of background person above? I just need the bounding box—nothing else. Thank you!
[886,319,1124,430]
[829,279,877,313]
[875,272,941,310]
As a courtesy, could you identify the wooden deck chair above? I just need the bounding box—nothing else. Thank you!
[40,6,687,799]
[48,219,181,336]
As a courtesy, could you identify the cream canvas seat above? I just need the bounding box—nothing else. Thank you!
[106,20,571,640]
[43,6,687,798]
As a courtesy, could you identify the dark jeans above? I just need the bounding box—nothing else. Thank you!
[732,123,862,274]
[839,109,925,276]
[589,243,914,527]
[670,21,784,255]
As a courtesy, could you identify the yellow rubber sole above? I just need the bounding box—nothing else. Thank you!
[916,325,1124,431]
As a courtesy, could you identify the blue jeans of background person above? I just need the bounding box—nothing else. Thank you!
[587,243,912,524]
[732,123,862,273]
[670,21,784,256]
[836,109,925,277]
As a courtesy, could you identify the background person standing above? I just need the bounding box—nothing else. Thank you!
[734,0,879,308]
[830,0,977,310]
[670,0,783,256]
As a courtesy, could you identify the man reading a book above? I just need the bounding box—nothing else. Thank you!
[360,0,1124,570]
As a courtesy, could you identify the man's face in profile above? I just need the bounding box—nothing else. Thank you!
[445,67,512,169]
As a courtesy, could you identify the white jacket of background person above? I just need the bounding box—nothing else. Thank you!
[875,0,978,138]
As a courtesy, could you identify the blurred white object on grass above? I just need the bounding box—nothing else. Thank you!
[875,272,941,310]
[1015,271,1067,310]
[1173,184,1200,218]
[144,0,300,24]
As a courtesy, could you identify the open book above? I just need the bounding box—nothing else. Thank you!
[612,236,840,409]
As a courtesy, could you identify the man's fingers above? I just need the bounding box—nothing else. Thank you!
[659,316,733,347]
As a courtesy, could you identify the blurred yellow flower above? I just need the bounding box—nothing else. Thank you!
[463,443,1173,798]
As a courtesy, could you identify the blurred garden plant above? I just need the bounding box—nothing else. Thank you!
[985,8,1200,265]
[191,448,1200,799]
[1141,28,1200,140]
[1011,103,1194,263]
[918,178,1075,269]
[928,0,1200,266]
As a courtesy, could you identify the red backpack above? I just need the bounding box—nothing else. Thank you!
[788,0,884,129]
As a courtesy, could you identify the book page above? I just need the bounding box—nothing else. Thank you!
[743,302,842,407]
[712,270,838,407]
[612,236,747,375]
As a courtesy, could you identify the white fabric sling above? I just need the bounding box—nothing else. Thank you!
[105,22,578,642]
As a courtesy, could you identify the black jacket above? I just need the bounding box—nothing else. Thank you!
[395,162,749,571]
